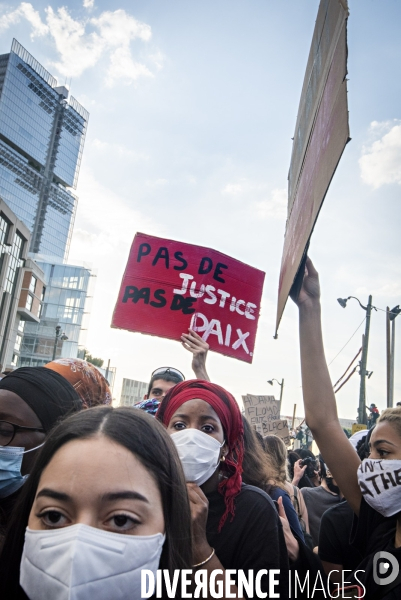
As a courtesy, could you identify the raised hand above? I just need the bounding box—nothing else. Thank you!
[181,329,210,381]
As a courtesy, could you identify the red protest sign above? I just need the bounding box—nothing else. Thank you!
[111,233,265,363]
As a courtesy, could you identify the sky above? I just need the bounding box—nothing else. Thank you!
[1,0,401,420]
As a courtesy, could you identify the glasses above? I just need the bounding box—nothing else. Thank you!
[0,420,45,447]
[151,367,185,381]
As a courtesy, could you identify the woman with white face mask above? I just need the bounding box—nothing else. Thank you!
[0,406,192,600]
[293,257,401,599]
[157,379,290,598]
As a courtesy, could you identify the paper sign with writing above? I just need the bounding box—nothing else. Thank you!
[242,394,281,434]
[266,419,291,447]
[351,423,367,436]
[112,233,265,363]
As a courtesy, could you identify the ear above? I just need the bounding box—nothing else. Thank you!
[220,441,229,459]
[143,394,148,400]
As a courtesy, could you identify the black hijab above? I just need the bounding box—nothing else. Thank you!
[0,367,82,431]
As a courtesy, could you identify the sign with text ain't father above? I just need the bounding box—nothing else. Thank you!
[112,233,265,363]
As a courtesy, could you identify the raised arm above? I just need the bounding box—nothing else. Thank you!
[181,329,211,381]
[292,258,362,514]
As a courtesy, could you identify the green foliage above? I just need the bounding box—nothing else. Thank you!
[83,349,104,368]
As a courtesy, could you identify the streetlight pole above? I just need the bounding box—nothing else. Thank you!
[337,295,376,425]
[52,325,69,361]
[358,295,373,425]
[52,326,61,361]
[267,378,284,412]
[388,305,401,407]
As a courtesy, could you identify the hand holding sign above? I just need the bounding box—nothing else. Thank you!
[181,329,210,381]
[112,233,265,363]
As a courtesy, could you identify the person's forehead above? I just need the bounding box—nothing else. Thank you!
[151,379,176,390]
[370,421,400,444]
[171,398,221,421]
[0,389,42,427]
[38,437,162,500]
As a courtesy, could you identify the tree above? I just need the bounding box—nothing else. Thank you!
[83,349,104,368]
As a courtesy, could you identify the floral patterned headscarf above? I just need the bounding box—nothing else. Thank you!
[45,358,112,408]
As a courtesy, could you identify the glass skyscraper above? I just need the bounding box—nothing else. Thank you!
[0,39,88,261]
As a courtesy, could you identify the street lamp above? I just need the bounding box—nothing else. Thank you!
[337,295,377,425]
[52,325,68,361]
[387,305,401,407]
[267,378,284,410]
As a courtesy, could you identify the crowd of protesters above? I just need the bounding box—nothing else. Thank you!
[0,263,400,599]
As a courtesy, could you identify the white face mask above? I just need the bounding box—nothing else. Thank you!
[357,458,401,517]
[20,524,165,600]
[171,428,225,486]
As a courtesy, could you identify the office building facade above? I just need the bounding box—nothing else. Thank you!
[18,262,94,367]
[120,378,148,407]
[0,39,88,261]
[0,197,45,368]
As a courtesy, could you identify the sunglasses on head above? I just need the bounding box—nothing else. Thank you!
[151,367,185,381]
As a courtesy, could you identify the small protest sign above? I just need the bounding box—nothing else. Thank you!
[351,423,367,436]
[242,394,281,434]
[112,233,265,363]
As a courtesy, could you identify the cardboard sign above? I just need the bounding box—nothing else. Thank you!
[265,419,291,447]
[243,394,281,434]
[112,233,265,363]
[275,0,350,335]
[351,423,367,436]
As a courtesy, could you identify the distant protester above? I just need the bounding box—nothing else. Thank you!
[263,434,311,541]
[157,379,290,597]
[0,367,81,539]
[45,358,112,408]
[136,330,210,415]
[0,407,192,600]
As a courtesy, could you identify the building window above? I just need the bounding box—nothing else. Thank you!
[25,294,33,311]
[29,275,37,294]
[14,334,22,353]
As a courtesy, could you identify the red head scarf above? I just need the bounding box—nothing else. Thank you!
[157,380,244,531]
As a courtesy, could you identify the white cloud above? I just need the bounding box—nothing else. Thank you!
[0,2,48,36]
[221,180,287,218]
[0,3,157,85]
[359,120,401,188]
[91,138,149,161]
[356,282,401,299]
[255,187,287,219]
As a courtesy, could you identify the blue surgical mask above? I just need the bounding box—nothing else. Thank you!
[0,443,44,499]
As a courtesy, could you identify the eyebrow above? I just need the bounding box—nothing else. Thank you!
[102,491,149,503]
[372,439,396,447]
[172,413,220,423]
[36,489,149,504]
[36,489,70,501]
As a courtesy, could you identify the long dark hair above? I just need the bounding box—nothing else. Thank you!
[0,406,192,599]
[241,417,283,494]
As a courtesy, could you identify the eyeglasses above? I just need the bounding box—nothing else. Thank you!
[0,420,45,447]
[151,367,185,382]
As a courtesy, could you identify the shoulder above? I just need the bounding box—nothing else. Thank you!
[236,484,277,508]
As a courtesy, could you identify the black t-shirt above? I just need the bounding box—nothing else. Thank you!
[350,498,401,599]
[206,484,289,597]
[318,500,363,571]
